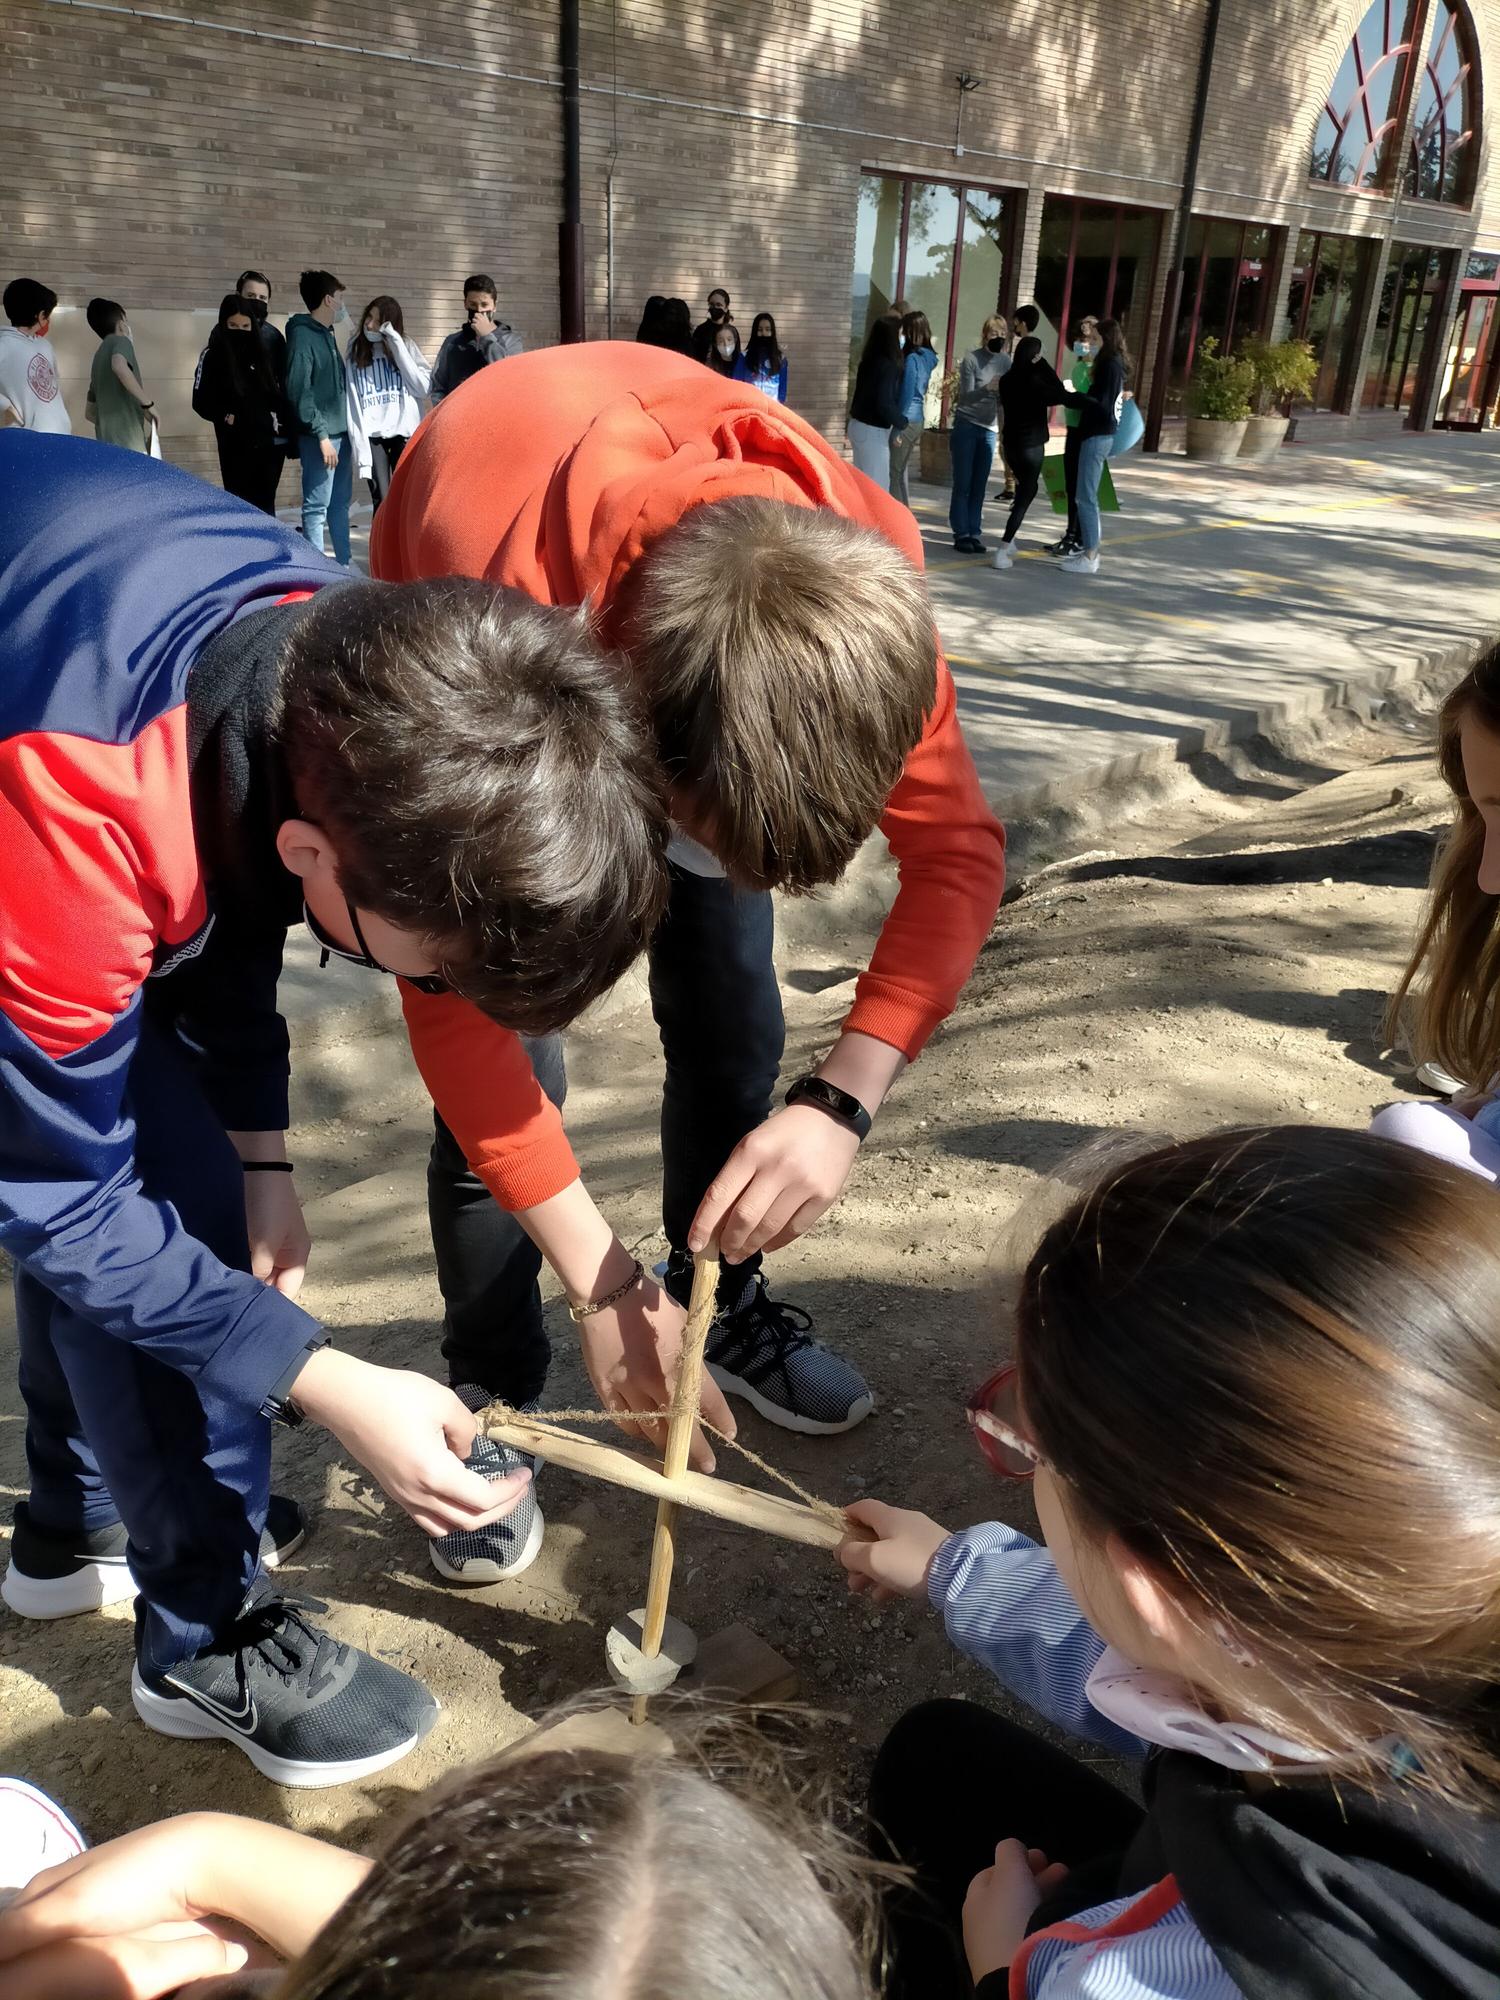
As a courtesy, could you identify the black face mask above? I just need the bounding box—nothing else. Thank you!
[242,297,269,323]
[709,304,728,321]
[987,336,1006,353]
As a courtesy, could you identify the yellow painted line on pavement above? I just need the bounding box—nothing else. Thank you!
[945,654,1022,678]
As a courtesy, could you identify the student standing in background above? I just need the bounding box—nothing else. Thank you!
[84,298,156,455]
[737,313,789,401]
[1051,314,1099,560]
[0,279,71,434]
[285,268,353,565]
[192,293,286,511]
[992,335,1066,570]
[1058,317,1128,577]
[889,310,938,506]
[847,316,905,484]
[706,318,743,377]
[345,295,432,510]
[948,314,1010,553]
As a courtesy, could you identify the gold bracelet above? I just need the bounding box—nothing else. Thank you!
[567,1258,644,1323]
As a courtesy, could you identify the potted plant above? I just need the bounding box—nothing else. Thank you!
[1237,336,1318,462]
[918,366,961,484]
[1185,338,1255,462]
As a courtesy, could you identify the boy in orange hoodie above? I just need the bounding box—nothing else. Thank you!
[371,342,1004,1584]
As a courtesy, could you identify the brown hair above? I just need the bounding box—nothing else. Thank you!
[1097,317,1132,376]
[276,579,669,1034]
[899,309,935,355]
[1016,1125,1500,1808]
[351,295,405,372]
[273,1706,882,1999]
[624,497,938,892]
[1388,645,1500,1077]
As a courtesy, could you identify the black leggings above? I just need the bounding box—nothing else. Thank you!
[870,1700,1144,1998]
[1002,443,1045,544]
[366,432,408,509]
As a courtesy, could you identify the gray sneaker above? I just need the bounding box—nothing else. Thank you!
[428,1390,544,1584]
[663,1259,875,1436]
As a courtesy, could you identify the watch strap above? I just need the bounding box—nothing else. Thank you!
[785,1074,872,1141]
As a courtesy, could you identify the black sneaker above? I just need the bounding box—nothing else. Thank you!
[132,1579,437,1788]
[1046,534,1079,559]
[428,1386,544,1585]
[662,1257,874,1436]
[2,1495,308,1622]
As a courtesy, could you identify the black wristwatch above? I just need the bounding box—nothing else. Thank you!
[785,1074,872,1141]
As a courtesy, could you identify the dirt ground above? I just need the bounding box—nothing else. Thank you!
[0,678,1460,1854]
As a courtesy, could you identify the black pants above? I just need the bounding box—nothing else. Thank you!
[1062,427,1083,542]
[1002,443,1045,544]
[216,431,283,515]
[429,863,785,1398]
[366,432,407,510]
[870,1700,1145,1998]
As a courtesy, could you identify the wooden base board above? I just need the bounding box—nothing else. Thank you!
[685,1622,799,1703]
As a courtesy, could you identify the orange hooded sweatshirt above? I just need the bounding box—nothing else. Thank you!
[371,341,1004,1211]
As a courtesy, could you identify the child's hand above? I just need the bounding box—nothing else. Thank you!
[962,1840,1070,1982]
[838,1498,951,1602]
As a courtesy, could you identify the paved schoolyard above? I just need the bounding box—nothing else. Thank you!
[911,430,1500,815]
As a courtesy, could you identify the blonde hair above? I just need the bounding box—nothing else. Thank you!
[980,313,1008,346]
[1389,647,1500,1076]
[624,497,937,892]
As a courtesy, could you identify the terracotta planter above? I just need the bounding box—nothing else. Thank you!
[919,427,952,485]
[1238,413,1290,463]
[1185,416,1250,462]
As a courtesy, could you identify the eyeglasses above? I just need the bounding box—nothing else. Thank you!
[965,1364,1043,1480]
[304,897,449,997]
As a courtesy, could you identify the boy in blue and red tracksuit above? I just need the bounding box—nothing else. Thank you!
[0,433,667,1786]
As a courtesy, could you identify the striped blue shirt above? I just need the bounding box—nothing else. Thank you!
[929,1523,1239,2000]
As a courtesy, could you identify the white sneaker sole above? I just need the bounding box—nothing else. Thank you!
[1,1521,305,1622]
[708,1364,875,1436]
[130,1666,435,1789]
[428,1503,545,1585]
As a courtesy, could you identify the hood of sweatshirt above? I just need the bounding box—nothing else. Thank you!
[369,339,925,630]
[1149,1747,1500,2000]
[284,311,334,344]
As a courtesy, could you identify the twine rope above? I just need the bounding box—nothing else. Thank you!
[482,1399,848,1534]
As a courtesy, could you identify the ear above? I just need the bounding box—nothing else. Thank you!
[1104,1532,1196,1648]
[275,816,339,884]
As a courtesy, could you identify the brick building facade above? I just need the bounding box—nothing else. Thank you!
[7,0,1500,486]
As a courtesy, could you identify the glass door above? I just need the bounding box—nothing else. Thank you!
[1436,285,1500,428]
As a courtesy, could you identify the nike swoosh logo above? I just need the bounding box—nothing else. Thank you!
[163,1675,259,1735]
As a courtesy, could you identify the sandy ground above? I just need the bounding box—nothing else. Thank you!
[0,683,1460,1853]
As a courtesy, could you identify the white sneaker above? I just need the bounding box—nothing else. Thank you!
[991,544,1015,570]
[1059,551,1100,575]
[0,1779,85,1905]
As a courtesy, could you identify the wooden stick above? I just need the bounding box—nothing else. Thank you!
[486,1413,846,1551]
[630,1249,720,1722]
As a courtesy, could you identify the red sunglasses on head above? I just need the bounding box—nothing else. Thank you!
[966,1364,1043,1480]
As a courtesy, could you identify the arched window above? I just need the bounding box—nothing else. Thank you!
[1406,0,1478,201]
[1312,2,1422,189]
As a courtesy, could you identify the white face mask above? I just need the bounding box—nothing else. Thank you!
[365,325,384,342]
[333,301,350,325]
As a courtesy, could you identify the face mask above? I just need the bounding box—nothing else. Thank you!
[333,301,350,325]
[710,305,727,321]
[717,345,736,361]
[987,337,1006,353]
[243,298,268,323]
[1074,340,1093,356]
[365,326,384,343]
[898,333,907,348]
[227,326,252,336]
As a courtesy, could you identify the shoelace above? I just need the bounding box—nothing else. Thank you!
[730,1274,815,1356]
[237,1591,346,1689]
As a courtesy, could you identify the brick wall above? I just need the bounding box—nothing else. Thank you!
[5,0,1499,487]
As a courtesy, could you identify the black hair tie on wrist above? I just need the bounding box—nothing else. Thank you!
[241,1159,295,1173]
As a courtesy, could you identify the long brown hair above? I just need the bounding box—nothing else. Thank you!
[274,1705,884,1998]
[1388,646,1500,1076]
[351,294,405,371]
[1017,1125,1500,1810]
[899,309,935,356]
[1096,316,1132,377]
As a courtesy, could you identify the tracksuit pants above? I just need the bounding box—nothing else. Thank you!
[430,864,786,1398]
[14,1015,269,1671]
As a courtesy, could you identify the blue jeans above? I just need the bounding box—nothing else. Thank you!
[948,419,995,542]
[429,864,786,1396]
[1075,432,1112,553]
[15,1015,269,1669]
[297,432,353,565]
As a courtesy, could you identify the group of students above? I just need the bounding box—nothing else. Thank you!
[191,267,523,558]
[636,283,791,401]
[849,300,1132,575]
[2,331,1500,1997]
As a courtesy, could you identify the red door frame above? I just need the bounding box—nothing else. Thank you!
[1436,280,1500,425]
[882,171,1019,425]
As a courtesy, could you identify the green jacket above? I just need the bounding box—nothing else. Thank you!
[1061,353,1093,430]
[284,313,347,440]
